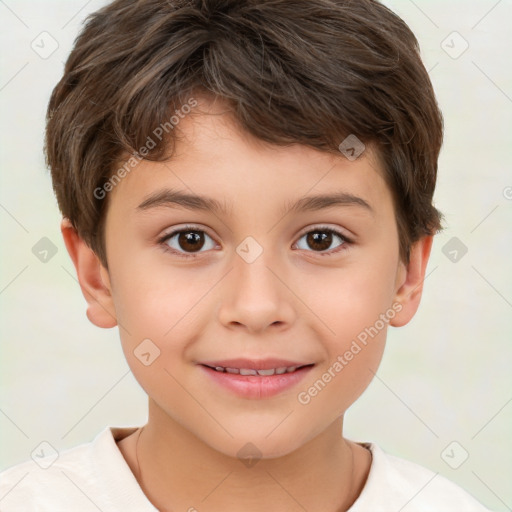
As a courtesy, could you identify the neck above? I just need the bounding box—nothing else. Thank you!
[122,400,370,512]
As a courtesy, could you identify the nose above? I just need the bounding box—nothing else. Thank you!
[216,249,296,334]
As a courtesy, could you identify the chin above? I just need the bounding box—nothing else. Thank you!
[199,423,312,462]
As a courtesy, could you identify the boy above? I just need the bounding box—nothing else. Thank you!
[0,0,493,510]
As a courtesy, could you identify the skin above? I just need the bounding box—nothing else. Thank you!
[62,96,433,511]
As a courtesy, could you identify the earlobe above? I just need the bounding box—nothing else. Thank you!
[60,218,117,328]
[389,235,433,328]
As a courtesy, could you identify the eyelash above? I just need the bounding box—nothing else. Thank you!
[157,224,352,259]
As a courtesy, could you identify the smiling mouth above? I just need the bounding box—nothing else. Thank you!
[201,364,314,376]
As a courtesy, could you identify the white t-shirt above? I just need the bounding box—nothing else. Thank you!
[0,426,491,511]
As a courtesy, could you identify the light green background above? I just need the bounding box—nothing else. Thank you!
[0,1,511,510]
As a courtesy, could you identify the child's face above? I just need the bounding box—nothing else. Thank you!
[93,97,420,458]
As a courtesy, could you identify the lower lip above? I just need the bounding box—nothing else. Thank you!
[199,365,314,399]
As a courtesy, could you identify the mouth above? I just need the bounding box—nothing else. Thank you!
[198,359,315,399]
[201,363,314,376]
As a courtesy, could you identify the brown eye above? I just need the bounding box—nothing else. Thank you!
[161,227,216,257]
[176,231,205,252]
[306,231,333,251]
[295,228,348,254]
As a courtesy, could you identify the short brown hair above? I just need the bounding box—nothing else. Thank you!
[45,0,443,267]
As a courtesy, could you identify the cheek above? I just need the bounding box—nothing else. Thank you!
[302,258,398,341]
[111,262,209,337]
[110,261,232,399]
[108,267,199,377]
[296,275,392,417]
[112,274,200,416]
[294,250,397,404]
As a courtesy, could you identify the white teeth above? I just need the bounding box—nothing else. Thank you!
[211,365,303,375]
[256,368,276,376]
[239,368,258,376]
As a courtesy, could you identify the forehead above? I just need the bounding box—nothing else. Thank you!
[108,98,392,219]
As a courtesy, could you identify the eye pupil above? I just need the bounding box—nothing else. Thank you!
[179,231,204,252]
[307,231,333,251]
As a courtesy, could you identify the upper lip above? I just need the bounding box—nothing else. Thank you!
[199,358,314,370]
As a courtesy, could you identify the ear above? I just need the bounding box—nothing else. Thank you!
[389,235,433,328]
[60,218,117,328]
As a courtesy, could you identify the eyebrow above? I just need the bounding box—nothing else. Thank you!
[137,189,232,215]
[281,191,373,216]
[136,188,373,216]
